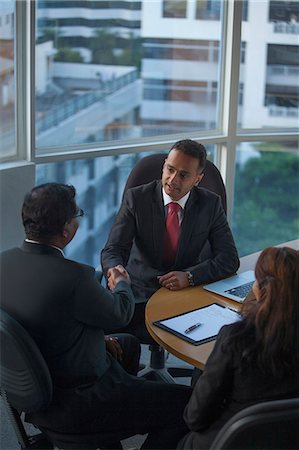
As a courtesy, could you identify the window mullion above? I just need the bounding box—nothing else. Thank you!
[219,0,243,222]
[15,0,34,162]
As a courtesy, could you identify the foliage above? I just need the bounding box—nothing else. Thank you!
[233,149,299,256]
[90,30,142,69]
[54,48,84,63]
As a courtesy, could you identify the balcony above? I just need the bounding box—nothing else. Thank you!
[273,22,299,34]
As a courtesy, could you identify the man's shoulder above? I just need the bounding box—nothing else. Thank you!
[0,247,22,260]
[192,186,220,202]
[125,180,161,203]
[61,257,95,275]
[1,245,94,276]
[128,179,160,194]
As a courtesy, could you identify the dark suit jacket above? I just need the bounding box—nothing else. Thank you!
[101,180,239,303]
[179,324,299,449]
[0,241,142,431]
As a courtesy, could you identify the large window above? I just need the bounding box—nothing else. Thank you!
[35,0,224,153]
[233,141,299,256]
[238,0,299,129]
[0,0,15,159]
[0,0,298,265]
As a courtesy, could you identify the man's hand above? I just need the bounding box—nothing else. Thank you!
[158,271,189,290]
[107,265,131,290]
[105,336,123,361]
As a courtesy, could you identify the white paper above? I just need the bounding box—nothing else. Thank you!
[157,303,240,343]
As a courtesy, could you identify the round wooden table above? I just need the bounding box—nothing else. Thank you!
[145,239,298,369]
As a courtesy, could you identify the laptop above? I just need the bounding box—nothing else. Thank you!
[203,270,255,303]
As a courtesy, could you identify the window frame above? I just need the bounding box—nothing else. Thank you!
[5,0,298,224]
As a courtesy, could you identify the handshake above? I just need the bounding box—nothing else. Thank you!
[107,264,131,290]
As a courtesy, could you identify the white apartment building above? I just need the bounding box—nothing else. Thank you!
[0,5,14,106]
[37,0,141,62]
[140,0,298,132]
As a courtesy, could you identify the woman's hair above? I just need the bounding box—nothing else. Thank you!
[22,183,77,240]
[225,246,299,377]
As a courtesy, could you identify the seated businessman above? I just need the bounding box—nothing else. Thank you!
[0,182,191,449]
[101,139,240,342]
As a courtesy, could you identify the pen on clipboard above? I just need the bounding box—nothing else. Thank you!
[184,322,202,334]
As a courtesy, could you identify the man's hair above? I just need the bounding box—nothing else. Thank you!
[169,139,207,173]
[22,183,77,240]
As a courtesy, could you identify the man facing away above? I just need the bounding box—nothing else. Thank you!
[101,139,240,342]
[0,182,191,449]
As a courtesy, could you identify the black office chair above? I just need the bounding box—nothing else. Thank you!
[0,308,121,450]
[123,153,227,383]
[123,153,227,212]
[210,398,299,450]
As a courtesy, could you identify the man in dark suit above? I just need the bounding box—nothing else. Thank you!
[0,183,191,449]
[101,139,239,341]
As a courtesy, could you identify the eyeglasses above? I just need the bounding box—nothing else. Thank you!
[73,208,85,219]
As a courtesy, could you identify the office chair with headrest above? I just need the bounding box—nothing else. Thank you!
[122,152,227,382]
[124,153,227,212]
[0,308,121,450]
[210,398,299,450]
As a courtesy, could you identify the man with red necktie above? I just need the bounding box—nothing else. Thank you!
[101,139,239,342]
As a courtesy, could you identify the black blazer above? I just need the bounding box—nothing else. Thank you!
[180,324,299,449]
[101,180,239,303]
[0,241,142,431]
[1,241,135,382]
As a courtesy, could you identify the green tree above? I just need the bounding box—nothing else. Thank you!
[54,48,83,63]
[91,30,142,69]
[91,30,118,65]
[233,148,299,256]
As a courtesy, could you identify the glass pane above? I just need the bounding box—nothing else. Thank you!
[232,141,299,256]
[196,0,221,21]
[35,0,223,153]
[0,0,15,160]
[163,1,187,18]
[36,145,216,266]
[238,0,299,130]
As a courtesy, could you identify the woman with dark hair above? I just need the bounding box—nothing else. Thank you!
[178,246,299,449]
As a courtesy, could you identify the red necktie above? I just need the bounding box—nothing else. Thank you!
[163,202,181,267]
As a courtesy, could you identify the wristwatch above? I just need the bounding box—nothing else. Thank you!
[186,271,195,287]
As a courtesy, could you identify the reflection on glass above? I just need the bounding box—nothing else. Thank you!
[0,0,15,159]
[163,0,187,18]
[35,0,223,151]
[196,0,221,21]
[233,141,299,256]
[36,153,142,267]
[36,145,216,266]
[238,0,299,129]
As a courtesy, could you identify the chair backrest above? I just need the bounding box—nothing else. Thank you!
[0,308,118,449]
[0,308,53,413]
[123,153,227,213]
[210,398,299,450]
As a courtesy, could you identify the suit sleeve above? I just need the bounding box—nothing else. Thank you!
[101,189,136,275]
[184,326,234,431]
[187,196,239,285]
[73,265,135,329]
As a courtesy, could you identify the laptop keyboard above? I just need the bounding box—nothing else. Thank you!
[225,280,254,299]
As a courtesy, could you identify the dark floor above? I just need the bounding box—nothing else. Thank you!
[0,345,192,450]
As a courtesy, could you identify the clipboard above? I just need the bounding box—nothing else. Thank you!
[153,303,240,345]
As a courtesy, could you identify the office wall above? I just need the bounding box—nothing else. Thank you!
[0,162,35,251]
